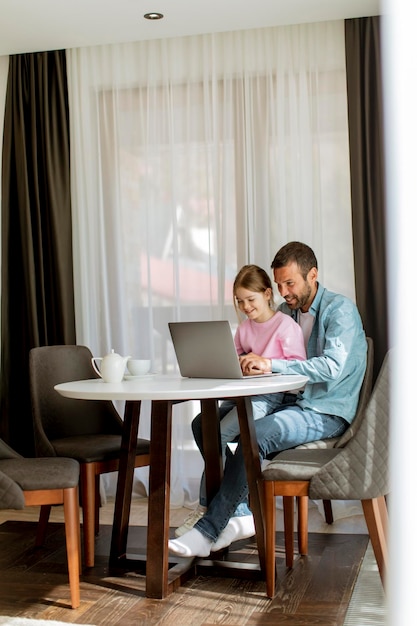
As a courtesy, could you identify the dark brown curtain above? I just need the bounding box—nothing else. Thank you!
[1,51,76,455]
[345,16,388,379]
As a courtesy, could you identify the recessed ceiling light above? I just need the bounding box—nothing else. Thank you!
[144,12,164,20]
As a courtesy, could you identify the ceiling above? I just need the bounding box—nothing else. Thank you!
[0,0,381,56]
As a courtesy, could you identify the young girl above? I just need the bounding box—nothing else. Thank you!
[174,264,306,539]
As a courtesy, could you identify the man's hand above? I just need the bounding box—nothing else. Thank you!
[239,352,272,375]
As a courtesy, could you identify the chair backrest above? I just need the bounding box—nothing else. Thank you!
[29,345,123,457]
[0,438,22,460]
[335,336,374,448]
[0,468,25,510]
[309,348,390,501]
[0,439,25,509]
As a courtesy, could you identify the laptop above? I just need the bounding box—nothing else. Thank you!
[168,320,281,379]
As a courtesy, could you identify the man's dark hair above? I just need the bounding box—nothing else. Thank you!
[271,241,318,280]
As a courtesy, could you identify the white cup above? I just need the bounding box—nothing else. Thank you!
[127,359,151,376]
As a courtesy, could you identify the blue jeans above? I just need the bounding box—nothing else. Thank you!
[193,400,348,542]
[192,392,287,508]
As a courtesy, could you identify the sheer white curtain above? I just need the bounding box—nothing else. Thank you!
[0,56,8,137]
[66,20,354,508]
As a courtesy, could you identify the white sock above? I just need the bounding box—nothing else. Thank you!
[211,514,255,552]
[168,528,213,557]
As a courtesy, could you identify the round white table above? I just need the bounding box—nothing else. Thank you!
[55,373,307,598]
[55,373,307,402]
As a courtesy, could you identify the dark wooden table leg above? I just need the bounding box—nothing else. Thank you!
[110,400,141,564]
[146,399,172,599]
[235,396,266,573]
[200,399,223,503]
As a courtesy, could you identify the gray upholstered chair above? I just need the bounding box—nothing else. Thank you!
[292,336,374,524]
[29,344,151,568]
[0,438,81,608]
[262,347,389,598]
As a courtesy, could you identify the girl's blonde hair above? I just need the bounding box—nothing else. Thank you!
[233,264,275,319]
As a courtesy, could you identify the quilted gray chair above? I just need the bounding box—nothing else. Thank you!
[0,438,81,608]
[29,345,151,568]
[294,337,374,524]
[262,348,389,598]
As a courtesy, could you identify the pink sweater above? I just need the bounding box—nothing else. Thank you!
[234,311,306,361]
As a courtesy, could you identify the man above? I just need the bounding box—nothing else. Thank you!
[169,241,367,557]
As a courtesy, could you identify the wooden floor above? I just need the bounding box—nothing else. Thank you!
[0,499,376,626]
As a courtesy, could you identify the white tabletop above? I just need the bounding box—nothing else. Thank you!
[55,373,307,402]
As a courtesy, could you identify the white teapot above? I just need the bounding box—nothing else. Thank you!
[91,349,131,383]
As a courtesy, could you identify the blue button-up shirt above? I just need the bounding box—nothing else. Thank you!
[271,283,367,423]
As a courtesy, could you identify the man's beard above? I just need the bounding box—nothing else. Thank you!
[285,283,311,311]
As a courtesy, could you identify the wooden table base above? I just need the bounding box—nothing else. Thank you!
[110,396,266,598]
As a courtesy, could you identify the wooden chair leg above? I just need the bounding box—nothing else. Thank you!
[63,486,81,609]
[80,463,97,567]
[263,481,277,598]
[323,499,334,524]
[95,475,100,535]
[283,495,295,567]
[297,495,308,556]
[362,496,388,589]
[35,504,52,547]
